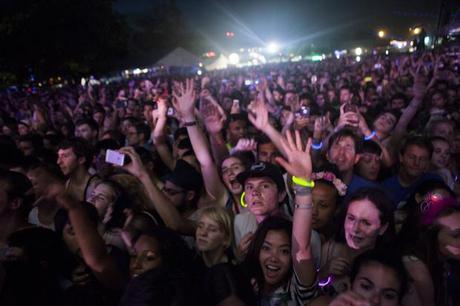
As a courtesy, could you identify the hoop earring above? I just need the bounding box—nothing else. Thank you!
[240,192,247,208]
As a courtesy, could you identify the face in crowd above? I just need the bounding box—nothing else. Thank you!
[221,157,245,195]
[436,210,460,261]
[373,112,397,135]
[227,120,247,146]
[89,183,117,224]
[431,139,450,169]
[311,182,339,231]
[344,199,388,250]
[130,234,162,278]
[356,152,381,181]
[57,147,82,176]
[259,229,291,288]
[339,88,353,105]
[351,261,402,306]
[257,142,279,165]
[399,145,430,180]
[327,136,360,173]
[75,123,97,143]
[244,177,284,220]
[195,213,230,254]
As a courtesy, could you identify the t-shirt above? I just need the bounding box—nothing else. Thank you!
[382,172,442,209]
[234,212,322,269]
[192,257,243,306]
[347,174,382,197]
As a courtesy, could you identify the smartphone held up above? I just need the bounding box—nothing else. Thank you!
[105,149,131,166]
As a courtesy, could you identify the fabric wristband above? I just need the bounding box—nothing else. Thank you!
[292,176,315,188]
[293,186,312,196]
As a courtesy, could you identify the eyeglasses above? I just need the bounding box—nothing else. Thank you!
[162,187,185,196]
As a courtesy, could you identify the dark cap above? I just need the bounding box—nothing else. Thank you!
[237,162,285,192]
[162,159,203,192]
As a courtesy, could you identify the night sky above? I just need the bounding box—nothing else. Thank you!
[115,0,454,50]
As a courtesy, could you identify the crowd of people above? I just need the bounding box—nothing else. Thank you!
[0,47,459,306]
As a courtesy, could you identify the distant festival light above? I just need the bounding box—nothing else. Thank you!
[228,53,240,65]
[354,47,363,56]
[378,30,386,38]
[356,56,361,62]
[390,40,407,49]
[311,55,323,62]
[267,42,280,54]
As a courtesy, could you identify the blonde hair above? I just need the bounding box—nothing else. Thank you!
[198,206,235,250]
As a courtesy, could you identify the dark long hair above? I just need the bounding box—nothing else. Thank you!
[350,248,409,302]
[408,206,460,306]
[243,217,293,294]
[334,187,396,248]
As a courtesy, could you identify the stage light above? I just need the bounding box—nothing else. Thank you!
[355,47,363,56]
[229,53,240,65]
[378,30,385,38]
[267,42,280,54]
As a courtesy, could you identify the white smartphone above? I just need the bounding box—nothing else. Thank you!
[105,149,126,166]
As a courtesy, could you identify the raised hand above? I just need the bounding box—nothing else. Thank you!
[275,130,312,181]
[313,114,331,140]
[172,79,196,121]
[118,147,149,180]
[232,138,257,153]
[248,95,270,131]
[201,101,226,134]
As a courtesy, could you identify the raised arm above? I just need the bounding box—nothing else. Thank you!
[248,94,287,157]
[275,131,316,287]
[200,94,229,166]
[172,79,227,203]
[47,184,124,290]
[119,147,195,235]
[151,97,175,170]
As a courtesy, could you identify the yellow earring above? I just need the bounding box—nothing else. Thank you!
[240,192,247,208]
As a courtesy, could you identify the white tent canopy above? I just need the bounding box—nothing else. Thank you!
[155,47,200,67]
[205,54,229,71]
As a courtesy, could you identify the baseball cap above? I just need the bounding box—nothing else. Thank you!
[162,159,203,193]
[237,162,285,192]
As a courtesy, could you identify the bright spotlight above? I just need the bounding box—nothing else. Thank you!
[228,53,240,65]
[355,47,363,56]
[197,69,202,76]
[356,56,361,62]
[413,27,421,35]
[424,36,430,46]
[267,42,280,54]
[378,30,385,38]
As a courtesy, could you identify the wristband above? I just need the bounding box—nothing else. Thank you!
[292,176,315,188]
[183,121,197,127]
[293,186,312,196]
[295,203,313,209]
[364,130,376,141]
[312,141,323,150]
